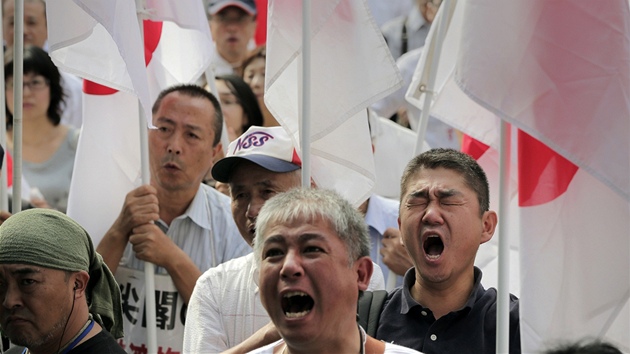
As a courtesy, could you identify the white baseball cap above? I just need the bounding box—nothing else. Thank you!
[212,126,301,182]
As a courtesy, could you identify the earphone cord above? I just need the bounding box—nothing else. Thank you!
[56,287,77,354]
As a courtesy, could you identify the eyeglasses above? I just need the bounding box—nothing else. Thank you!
[211,13,253,25]
[6,77,50,91]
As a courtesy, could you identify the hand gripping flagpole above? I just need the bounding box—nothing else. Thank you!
[135,1,157,352]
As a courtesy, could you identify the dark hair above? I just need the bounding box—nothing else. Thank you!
[216,74,263,133]
[400,148,490,215]
[152,84,223,146]
[4,45,65,129]
[545,339,623,354]
[240,44,266,77]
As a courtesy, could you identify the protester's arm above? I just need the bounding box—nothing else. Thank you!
[380,227,414,276]
[97,185,159,274]
[129,222,201,303]
[221,321,280,354]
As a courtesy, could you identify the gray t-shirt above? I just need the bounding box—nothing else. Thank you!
[22,127,78,213]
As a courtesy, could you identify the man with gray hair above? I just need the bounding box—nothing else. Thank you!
[0,209,125,354]
[184,126,385,353]
[249,188,421,354]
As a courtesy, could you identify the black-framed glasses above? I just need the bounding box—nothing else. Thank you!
[6,77,50,91]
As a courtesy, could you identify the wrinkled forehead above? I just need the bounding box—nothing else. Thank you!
[404,167,469,194]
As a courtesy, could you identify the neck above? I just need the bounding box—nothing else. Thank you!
[285,321,362,354]
[157,186,197,225]
[411,268,475,319]
[28,313,96,354]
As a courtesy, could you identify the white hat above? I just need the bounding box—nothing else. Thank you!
[212,126,301,182]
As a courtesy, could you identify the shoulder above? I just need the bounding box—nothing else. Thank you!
[200,184,234,220]
[72,329,126,353]
[246,339,284,354]
[67,127,81,150]
[197,253,255,286]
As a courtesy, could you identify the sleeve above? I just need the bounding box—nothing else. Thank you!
[183,268,230,353]
[368,262,386,291]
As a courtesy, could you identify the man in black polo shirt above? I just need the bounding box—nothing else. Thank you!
[375,148,520,353]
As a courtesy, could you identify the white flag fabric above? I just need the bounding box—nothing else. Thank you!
[47,0,152,124]
[48,1,213,246]
[457,0,630,202]
[457,1,630,351]
[406,0,630,352]
[265,0,402,206]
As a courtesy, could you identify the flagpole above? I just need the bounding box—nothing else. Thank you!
[300,0,311,188]
[11,0,24,213]
[204,68,229,156]
[413,0,450,155]
[0,10,8,211]
[136,1,157,352]
[496,121,511,353]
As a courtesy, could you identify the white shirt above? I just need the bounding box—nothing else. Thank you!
[365,194,403,290]
[381,5,430,60]
[120,184,250,274]
[184,255,386,353]
[367,0,414,28]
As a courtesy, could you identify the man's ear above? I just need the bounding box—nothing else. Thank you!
[72,271,90,298]
[355,256,373,291]
[213,142,224,159]
[480,210,498,244]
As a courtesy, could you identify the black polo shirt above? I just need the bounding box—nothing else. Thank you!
[375,267,521,354]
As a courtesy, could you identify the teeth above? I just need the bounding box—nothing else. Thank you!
[286,310,311,318]
[284,291,308,298]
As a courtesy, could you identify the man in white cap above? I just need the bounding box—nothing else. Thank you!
[207,0,258,75]
[184,126,385,353]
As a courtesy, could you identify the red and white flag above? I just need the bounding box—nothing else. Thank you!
[265,0,402,206]
[407,0,630,351]
[47,0,213,245]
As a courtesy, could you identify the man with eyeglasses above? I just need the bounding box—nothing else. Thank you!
[208,0,258,76]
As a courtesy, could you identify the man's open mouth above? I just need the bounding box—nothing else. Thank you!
[424,235,444,259]
[282,291,314,318]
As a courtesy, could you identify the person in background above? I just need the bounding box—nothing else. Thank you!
[208,0,258,75]
[4,45,78,212]
[2,0,83,129]
[215,74,264,142]
[544,339,623,354]
[248,188,421,354]
[0,208,125,354]
[241,45,279,127]
[381,0,440,60]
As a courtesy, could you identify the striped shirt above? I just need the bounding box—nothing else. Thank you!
[120,184,250,274]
